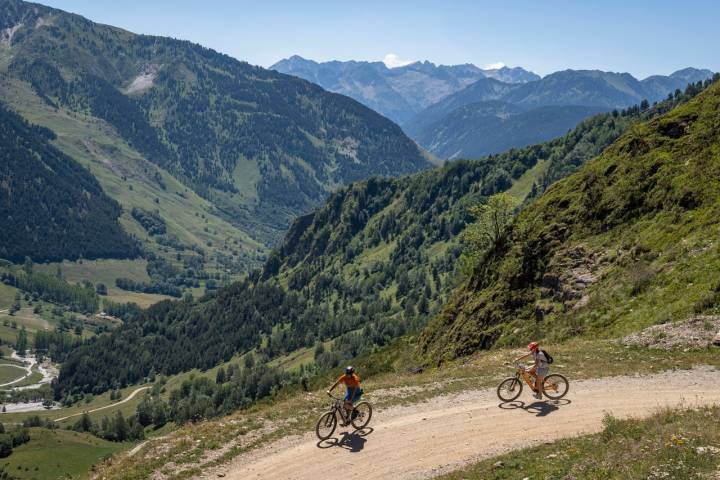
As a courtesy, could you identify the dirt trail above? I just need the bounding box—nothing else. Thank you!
[218,366,720,480]
[54,386,151,422]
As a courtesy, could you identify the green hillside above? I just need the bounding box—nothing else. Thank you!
[3,428,124,480]
[0,0,431,267]
[53,80,706,399]
[0,76,265,287]
[421,76,720,361]
[0,102,137,262]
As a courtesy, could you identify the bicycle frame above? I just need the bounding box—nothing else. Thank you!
[328,395,351,423]
[515,366,538,390]
[514,365,560,394]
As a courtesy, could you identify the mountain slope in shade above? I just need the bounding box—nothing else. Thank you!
[271,55,538,124]
[402,78,519,139]
[1,0,431,260]
[0,103,138,262]
[408,68,714,160]
[415,102,607,159]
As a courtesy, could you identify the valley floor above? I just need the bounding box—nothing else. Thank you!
[215,366,720,480]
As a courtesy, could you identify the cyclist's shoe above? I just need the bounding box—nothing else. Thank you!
[351,409,359,421]
[534,392,542,400]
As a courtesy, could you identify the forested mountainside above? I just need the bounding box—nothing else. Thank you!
[402,78,519,137]
[271,56,538,124]
[0,103,137,262]
[52,80,712,398]
[0,0,431,263]
[412,103,606,160]
[421,76,720,361]
[405,68,715,160]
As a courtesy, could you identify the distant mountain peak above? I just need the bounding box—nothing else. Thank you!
[669,67,714,81]
[272,56,538,123]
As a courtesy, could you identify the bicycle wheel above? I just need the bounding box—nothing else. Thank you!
[351,402,373,429]
[315,411,337,440]
[543,374,569,400]
[497,377,522,402]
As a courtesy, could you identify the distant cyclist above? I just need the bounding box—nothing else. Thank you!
[515,342,549,400]
[327,366,363,424]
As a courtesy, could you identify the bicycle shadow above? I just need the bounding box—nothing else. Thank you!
[498,398,571,417]
[316,427,374,452]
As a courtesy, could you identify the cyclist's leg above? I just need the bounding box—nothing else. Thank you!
[535,375,544,397]
[535,366,548,398]
[343,387,354,414]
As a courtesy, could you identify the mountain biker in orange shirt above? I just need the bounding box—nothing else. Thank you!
[327,366,363,423]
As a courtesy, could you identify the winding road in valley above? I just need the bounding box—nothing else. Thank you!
[219,366,720,480]
[54,386,152,422]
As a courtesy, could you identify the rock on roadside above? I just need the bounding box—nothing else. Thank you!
[623,315,720,349]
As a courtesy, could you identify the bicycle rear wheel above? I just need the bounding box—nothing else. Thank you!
[315,411,337,440]
[351,402,373,429]
[543,374,569,400]
[497,377,522,402]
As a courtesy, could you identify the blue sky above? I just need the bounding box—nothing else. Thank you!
[40,0,718,78]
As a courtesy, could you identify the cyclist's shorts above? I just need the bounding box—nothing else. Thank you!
[344,387,363,403]
[536,367,549,377]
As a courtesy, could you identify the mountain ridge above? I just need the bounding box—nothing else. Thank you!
[271,55,539,123]
[406,67,715,159]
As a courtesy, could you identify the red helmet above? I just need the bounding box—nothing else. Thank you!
[527,341,539,351]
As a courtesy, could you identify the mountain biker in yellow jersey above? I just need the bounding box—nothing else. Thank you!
[515,342,549,400]
[327,366,363,424]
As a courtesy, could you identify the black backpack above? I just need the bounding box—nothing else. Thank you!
[540,349,554,364]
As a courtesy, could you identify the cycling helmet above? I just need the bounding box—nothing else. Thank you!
[345,365,355,375]
[527,341,539,351]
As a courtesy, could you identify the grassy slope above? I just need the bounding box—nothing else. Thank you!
[3,428,124,480]
[34,259,171,308]
[506,159,548,201]
[421,79,720,361]
[440,406,720,480]
[0,280,104,344]
[0,364,25,384]
[0,77,265,281]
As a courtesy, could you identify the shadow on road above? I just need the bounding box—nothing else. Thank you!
[316,427,374,452]
[498,398,571,417]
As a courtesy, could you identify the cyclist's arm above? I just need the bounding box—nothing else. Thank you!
[514,352,531,362]
[327,378,340,393]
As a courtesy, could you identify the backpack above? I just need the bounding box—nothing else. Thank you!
[540,349,554,364]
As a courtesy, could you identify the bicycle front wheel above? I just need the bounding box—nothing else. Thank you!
[351,402,373,429]
[497,377,522,402]
[543,374,569,400]
[315,411,337,440]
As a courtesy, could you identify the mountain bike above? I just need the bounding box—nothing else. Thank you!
[315,393,373,440]
[497,364,569,402]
